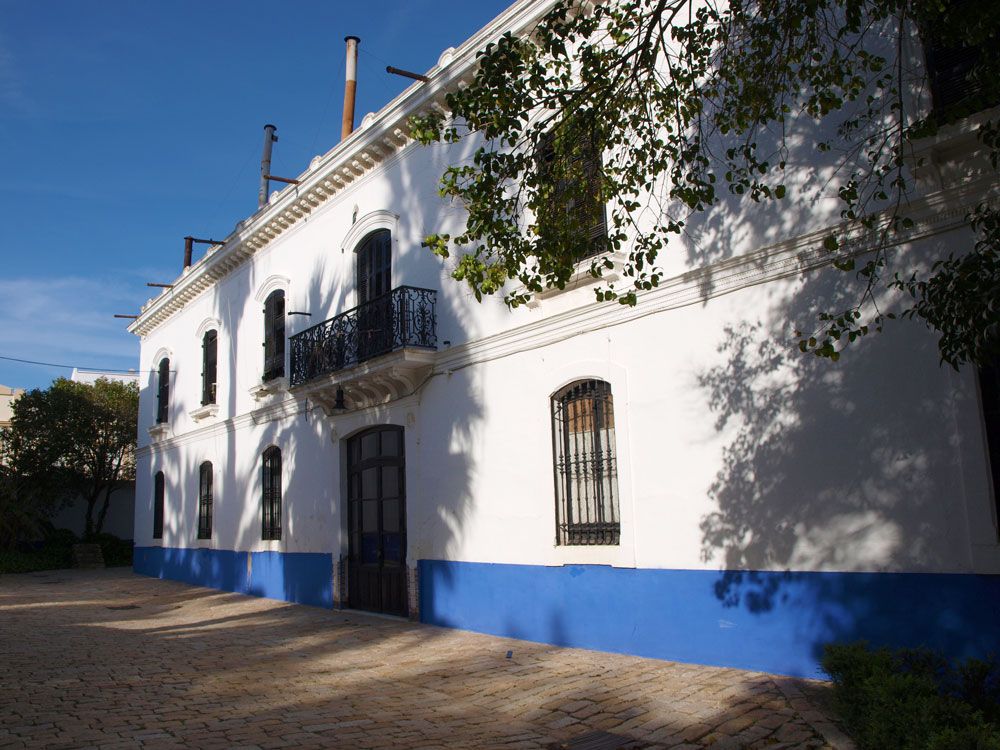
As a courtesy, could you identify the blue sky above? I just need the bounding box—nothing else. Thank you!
[0,0,512,390]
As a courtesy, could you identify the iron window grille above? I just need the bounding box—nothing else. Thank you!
[201,330,218,406]
[537,122,608,262]
[156,358,170,424]
[153,471,165,539]
[263,290,285,382]
[261,446,282,541]
[198,461,213,540]
[551,379,620,546]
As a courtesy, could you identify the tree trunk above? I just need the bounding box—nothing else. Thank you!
[95,482,115,536]
[84,491,98,539]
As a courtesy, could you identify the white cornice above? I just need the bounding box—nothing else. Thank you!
[128,0,555,339]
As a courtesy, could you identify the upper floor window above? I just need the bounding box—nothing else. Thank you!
[263,290,285,381]
[357,229,392,305]
[537,123,607,261]
[153,471,165,539]
[261,446,282,541]
[551,379,620,546]
[198,461,213,540]
[201,330,218,406]
[156,358,170,424]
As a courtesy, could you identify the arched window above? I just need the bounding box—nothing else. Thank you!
[263,290,285,381]
[153,471,165,539]
[201,330,218,405]
[198,461,213,540]
[261,446,282,540]
[551,379,620,546]
[156,358,170,424]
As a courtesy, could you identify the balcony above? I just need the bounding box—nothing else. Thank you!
[288,286,437,412]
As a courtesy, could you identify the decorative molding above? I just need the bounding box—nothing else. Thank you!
[254,275,291,304]
[189,403,219,422]
[249,376,288,402]
[148,423,171,441]
[195,317,222,339]
[250,398,307,425]
[341,209,399,253]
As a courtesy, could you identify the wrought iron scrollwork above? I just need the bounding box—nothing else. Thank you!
[290,286,437,386]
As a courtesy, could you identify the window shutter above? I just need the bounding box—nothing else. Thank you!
[202,331,217,405]
[156,358,170,423]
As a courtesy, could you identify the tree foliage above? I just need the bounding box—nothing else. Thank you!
[412,0,1000,368]
[0,377,138,542]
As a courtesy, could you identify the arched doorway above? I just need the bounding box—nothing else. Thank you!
[346,426,407,615]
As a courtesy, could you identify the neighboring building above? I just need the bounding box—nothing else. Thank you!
[129,0,1000,678]
[70,368,139,387]
[0,384,25,431]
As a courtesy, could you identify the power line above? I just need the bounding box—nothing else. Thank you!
[0,354,143,374]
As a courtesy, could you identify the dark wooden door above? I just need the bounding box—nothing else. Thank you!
[347,426,407,616]
[356,229,392,361]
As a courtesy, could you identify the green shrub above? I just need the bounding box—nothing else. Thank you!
[823,642,1000,750]
[86,532,133,567]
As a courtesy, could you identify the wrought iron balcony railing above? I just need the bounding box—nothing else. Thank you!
[289,286,437,387]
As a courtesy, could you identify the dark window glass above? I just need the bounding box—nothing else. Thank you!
[198,461,213,540]
[356,229,392,306]
[980,359,1000,540]
[153,471,165,539]
[156,358,170,424]
[551,379,620,546]
[202,330,218,406]
[263,290,285,381]
[261,446,282,540]
[537,124,607,260]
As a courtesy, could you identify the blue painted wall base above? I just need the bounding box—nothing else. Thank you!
[418,560,1000,679]
[134,547,333,609]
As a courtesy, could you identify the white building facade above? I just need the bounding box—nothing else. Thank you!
[130,0,1000,679]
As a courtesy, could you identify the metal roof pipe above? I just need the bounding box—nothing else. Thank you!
[258,123,278,209]
[341,36,360,141]
[183,236,194,269]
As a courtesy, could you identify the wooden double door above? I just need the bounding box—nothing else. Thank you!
[346,426,407,616]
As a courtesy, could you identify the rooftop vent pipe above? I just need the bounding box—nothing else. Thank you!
[341,36,360,141]
[258,124,278,209]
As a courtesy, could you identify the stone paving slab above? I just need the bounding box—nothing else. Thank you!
[0,569,850,749]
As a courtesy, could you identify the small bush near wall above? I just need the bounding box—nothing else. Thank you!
[89,533,133,567]
[823,642,1000,750]
[0,527,76,573]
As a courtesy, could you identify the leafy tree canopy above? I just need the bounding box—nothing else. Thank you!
[412,0,1000,368]
[0,377,138,541]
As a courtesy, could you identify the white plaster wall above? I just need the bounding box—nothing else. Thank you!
[132,69,1000,578]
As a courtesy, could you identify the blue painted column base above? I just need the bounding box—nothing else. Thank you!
[134,547,333,609]
[418,560,1000,679]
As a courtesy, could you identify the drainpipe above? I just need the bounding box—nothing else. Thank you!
[341,36,360,141]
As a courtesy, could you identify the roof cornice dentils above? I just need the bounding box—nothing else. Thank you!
[129,0,553,338]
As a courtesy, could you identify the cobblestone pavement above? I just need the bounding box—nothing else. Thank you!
[0,569,851,750]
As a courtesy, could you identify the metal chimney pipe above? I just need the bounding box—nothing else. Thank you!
[341,36,360,141]
[258,123,278,209]
[183,236,194,269]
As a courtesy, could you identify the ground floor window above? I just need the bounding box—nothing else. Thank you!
[153,471,164,539]
[198,461,213,540]
[261,446,282,540]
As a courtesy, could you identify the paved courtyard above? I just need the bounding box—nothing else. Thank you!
[0,569,850,749]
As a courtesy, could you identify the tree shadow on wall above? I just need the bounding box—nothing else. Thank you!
[694,230,995,663]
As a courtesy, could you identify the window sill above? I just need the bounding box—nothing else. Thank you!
[147,423,171,441]
[521,250,624,309]
[189,403,219,422]
[249,376,288,402]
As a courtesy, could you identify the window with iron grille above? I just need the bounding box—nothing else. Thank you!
[156,358,170,424]
[198,461,213,540]
[261,446,282,541]
[551,379,620,546]
[262,290,285,382]
[537,122,607,261]
[153,471,164,539]
[201,330,217,406]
